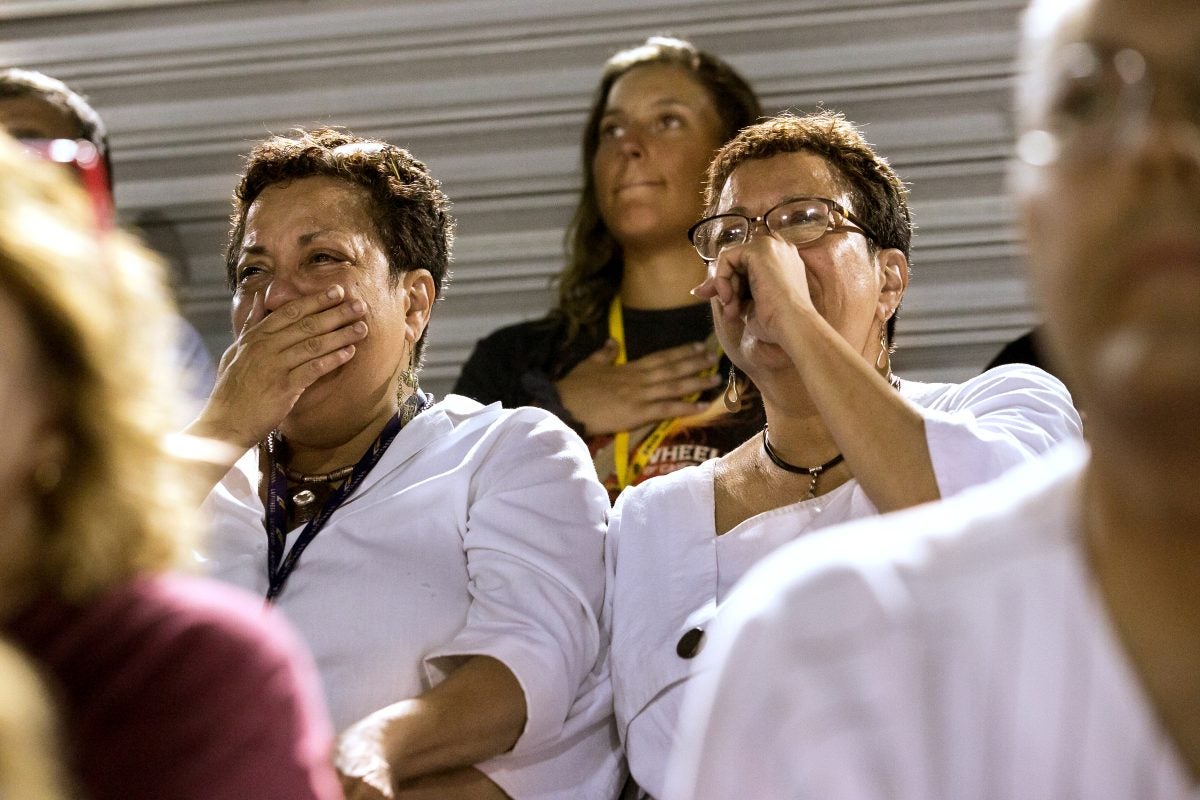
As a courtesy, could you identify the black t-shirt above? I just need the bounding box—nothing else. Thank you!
[454,304,765,501]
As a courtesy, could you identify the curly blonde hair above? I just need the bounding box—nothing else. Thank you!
[0,133,192,601]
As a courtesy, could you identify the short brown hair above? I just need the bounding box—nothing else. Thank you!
[705,111,912,343]
[225,128,454,359]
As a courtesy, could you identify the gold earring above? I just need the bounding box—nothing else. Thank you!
[875,321,889,370]
[723,366,743,413]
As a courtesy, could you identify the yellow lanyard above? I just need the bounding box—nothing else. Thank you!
[608,297,720,490]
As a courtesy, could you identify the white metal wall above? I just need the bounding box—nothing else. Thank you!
[1,0,1034,396]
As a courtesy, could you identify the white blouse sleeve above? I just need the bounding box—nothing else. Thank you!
[422,408,609,753]
[918,364,1082,498]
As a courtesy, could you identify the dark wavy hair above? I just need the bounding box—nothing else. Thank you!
[224,127,454,362]
[556,36,762,347]
[0,68,112,192]
[705,110,912,346]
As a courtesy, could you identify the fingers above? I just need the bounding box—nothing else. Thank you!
[237,286,368,373]
[258,284,360,336]
[288,343,357,392]
[632,342,719,379]
[586,339,619,364]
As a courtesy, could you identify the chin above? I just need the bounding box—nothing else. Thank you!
[736,339,795,386]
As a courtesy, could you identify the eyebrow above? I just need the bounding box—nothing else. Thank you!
[601,97,694,116]
[239,229,333,257]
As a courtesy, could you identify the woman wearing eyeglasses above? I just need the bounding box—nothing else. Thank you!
[604,111,1083,799]
[454,37,766,502]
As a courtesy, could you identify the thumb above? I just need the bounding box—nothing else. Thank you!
[591,339,620,364]
[239,291,264,336]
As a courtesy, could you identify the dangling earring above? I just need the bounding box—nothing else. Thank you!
[723,366,743,413]
[875,321,889,371]
[397,344,419,407]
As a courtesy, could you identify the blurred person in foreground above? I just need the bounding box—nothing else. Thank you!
[665,0,1200,797]
[189,128,618,799]
[0,66,217,407]
[0,132,341,800]
[455,37,766,502]
[606,110,1082,800]
[0,640,72,800]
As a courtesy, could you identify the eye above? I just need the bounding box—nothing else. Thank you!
[599,120,625,140]
[308,251,346,266]
[235,264,265,284]
[657,113,684,131]
[1052,78,1119,125]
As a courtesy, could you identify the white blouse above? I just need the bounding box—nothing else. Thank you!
[667,442,1200,800]
[202,395,622,800]
[606,365,1082,799]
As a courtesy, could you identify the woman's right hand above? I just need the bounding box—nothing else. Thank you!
[555,340,720,436]
[184,284,368,453]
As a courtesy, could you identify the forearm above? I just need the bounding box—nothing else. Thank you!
[382,655,527,784]
[176,408,260,496]
[394,767,511,800]
[783,312,939,512]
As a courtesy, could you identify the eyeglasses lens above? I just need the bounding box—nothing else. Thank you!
[768,200,831,246]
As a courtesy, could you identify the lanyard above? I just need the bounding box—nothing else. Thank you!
[262,391,431,601]
[608,297,720,490]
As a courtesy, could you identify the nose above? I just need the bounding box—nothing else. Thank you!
[617,126,645,158]
[1134,118,1200,182]
[261,272,303,313]
[1125,87,1200,180]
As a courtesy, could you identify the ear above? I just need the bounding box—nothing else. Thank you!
[875,248,908,323]
[400,269,436,345]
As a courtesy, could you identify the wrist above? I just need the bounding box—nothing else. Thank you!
[380,698,425,784]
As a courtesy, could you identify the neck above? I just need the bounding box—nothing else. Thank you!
[619,240,708,310]
[760,401,840,468]
[278,397,399,475]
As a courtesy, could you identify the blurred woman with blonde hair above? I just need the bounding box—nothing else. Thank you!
[0,132,342,800]
[0,639,72,800]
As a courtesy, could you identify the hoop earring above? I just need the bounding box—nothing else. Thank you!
[723,366,744,413]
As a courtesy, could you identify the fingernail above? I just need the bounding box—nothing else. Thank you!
[351,300,366,313]
[353,321,367,334]
[693,342,706,352]
[327,285,342,299]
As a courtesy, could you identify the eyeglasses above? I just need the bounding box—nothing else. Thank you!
[1017,42,1200,167]
[688,196,877,263]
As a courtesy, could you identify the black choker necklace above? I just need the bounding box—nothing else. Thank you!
[761,425,844,499]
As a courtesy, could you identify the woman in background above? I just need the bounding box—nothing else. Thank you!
[455,36,765,500]
[0,133,340,800]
